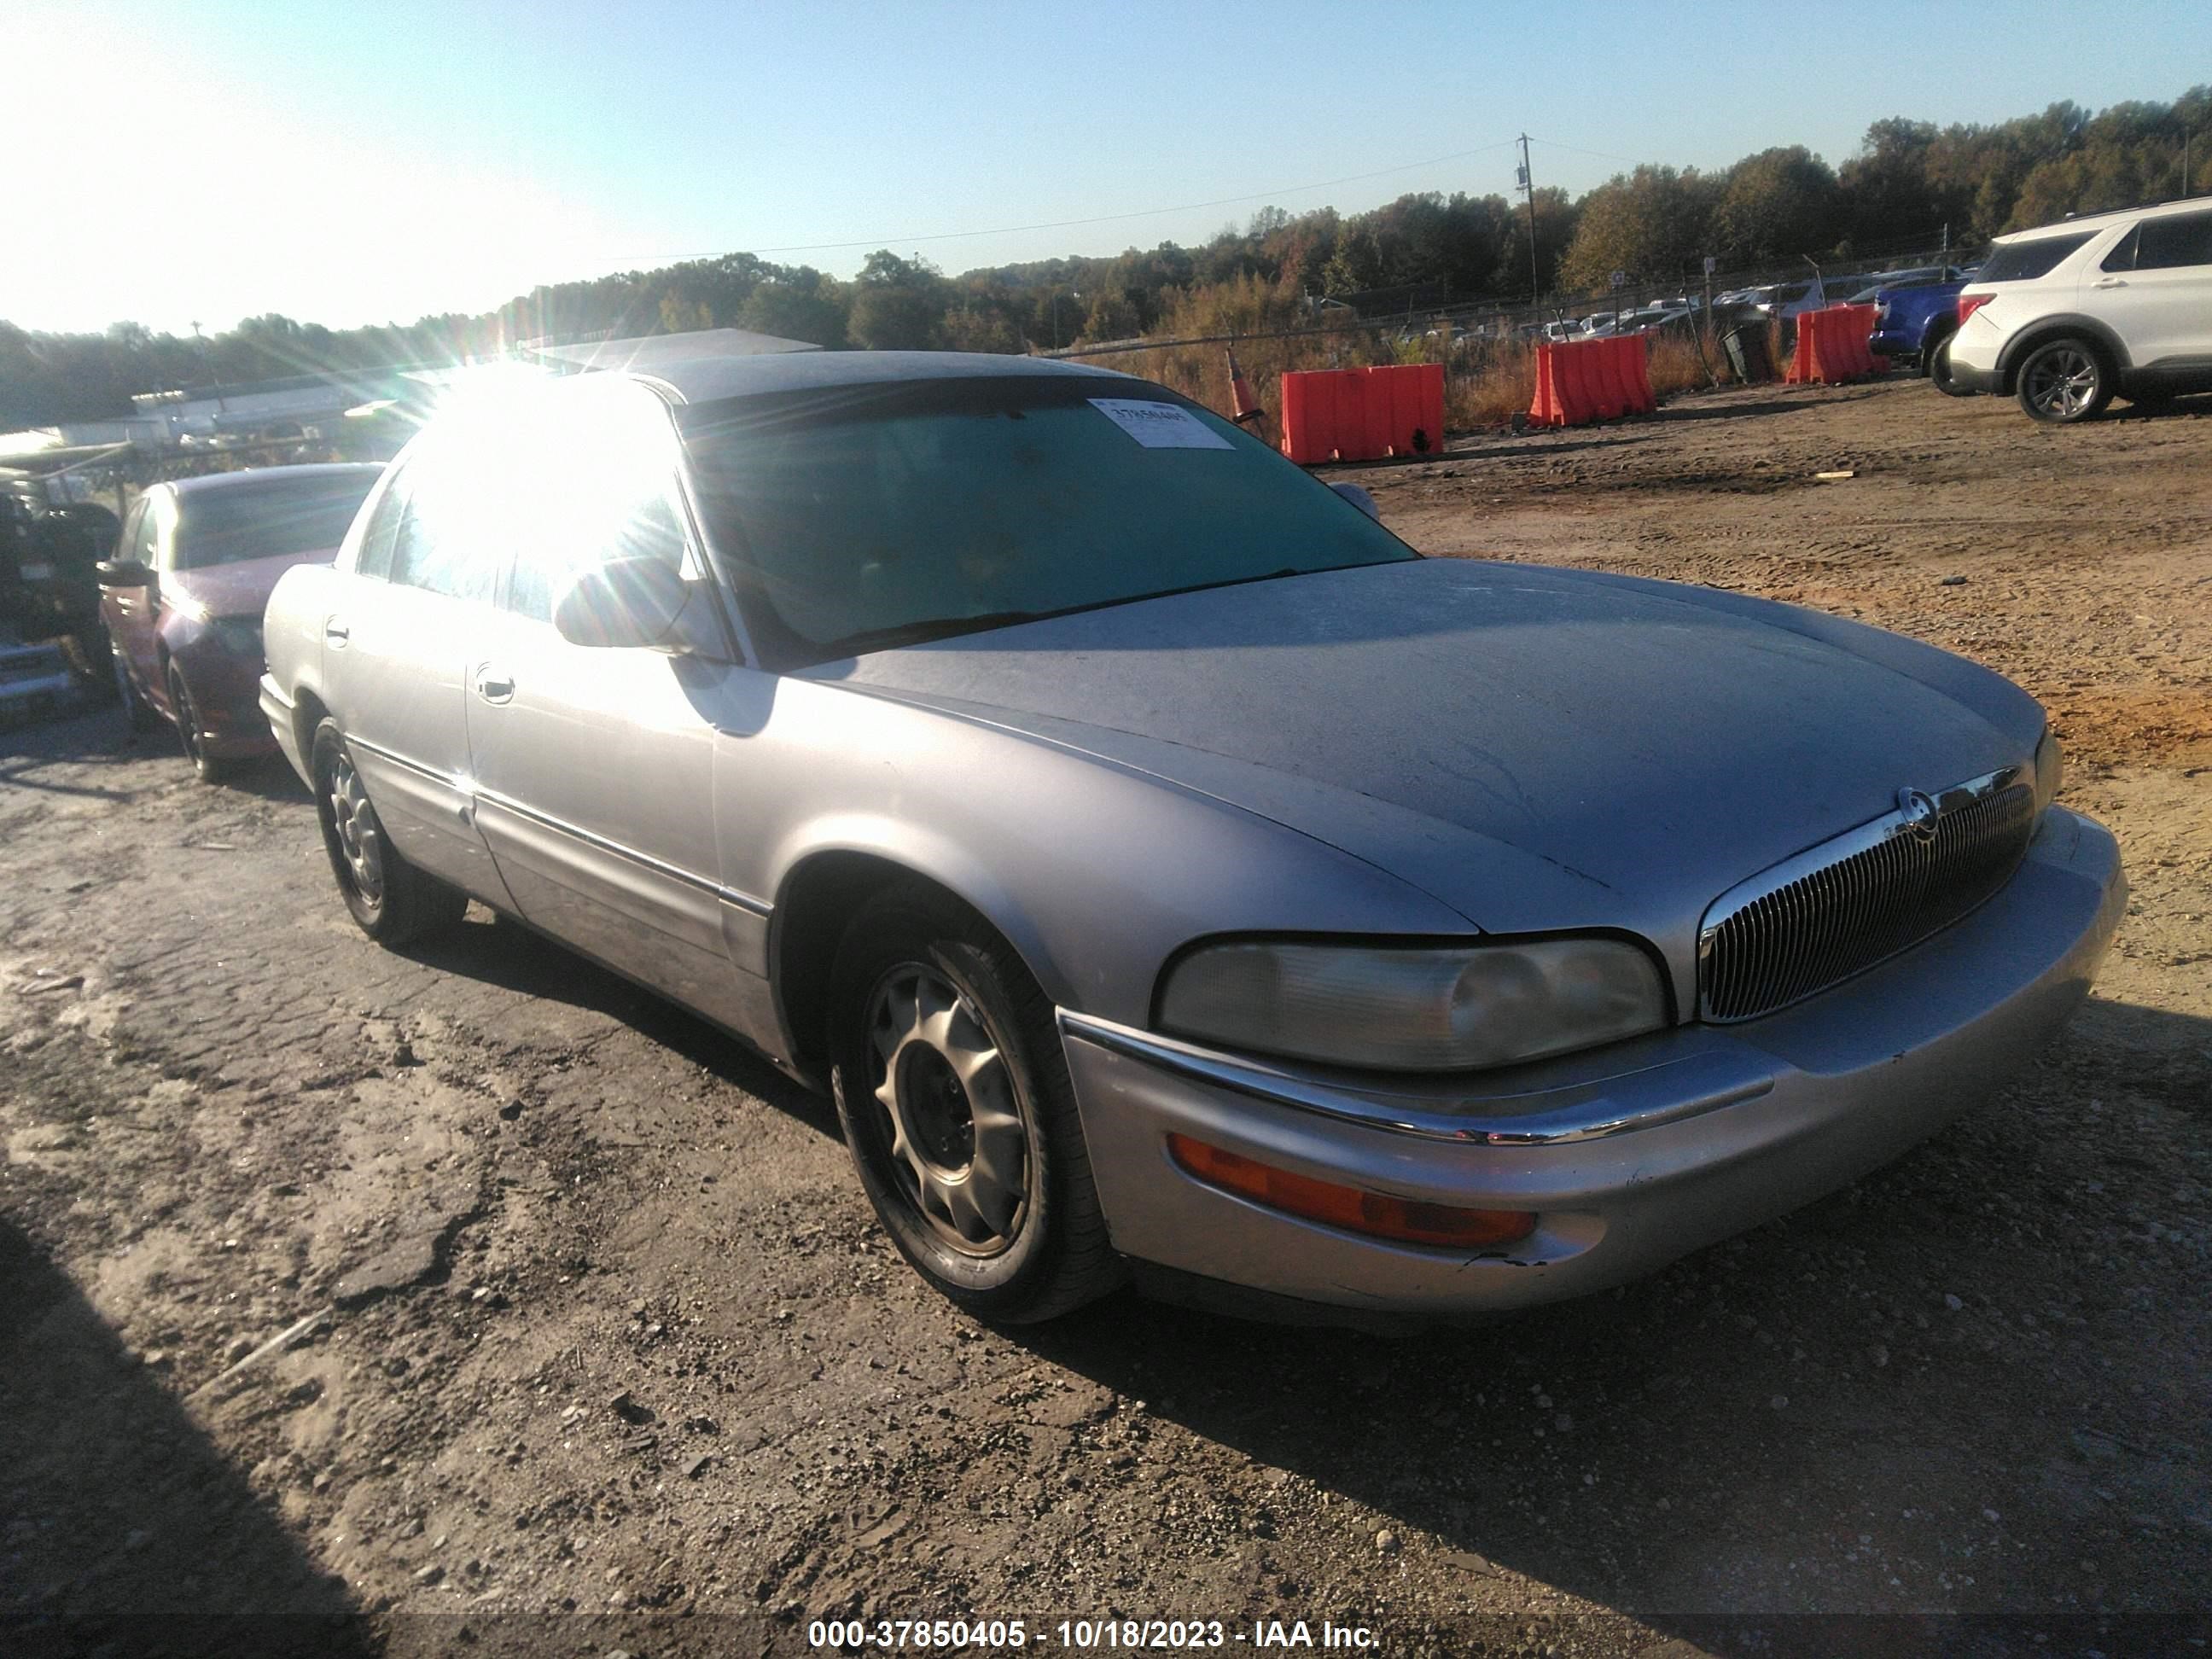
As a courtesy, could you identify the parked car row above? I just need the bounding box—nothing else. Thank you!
[1698,199,2212,426]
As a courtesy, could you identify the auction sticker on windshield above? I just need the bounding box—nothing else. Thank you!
[1086,398,1234,449]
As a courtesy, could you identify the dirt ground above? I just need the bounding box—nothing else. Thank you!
[3,377,2208,1659]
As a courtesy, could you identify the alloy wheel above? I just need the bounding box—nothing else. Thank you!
[2023,347,2099,420]
[327,750,386,903]
[864,963,1030,1256]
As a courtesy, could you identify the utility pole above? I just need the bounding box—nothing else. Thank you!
[1517,134,1540,305]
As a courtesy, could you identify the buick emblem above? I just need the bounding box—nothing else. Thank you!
[1895,788,1940,844]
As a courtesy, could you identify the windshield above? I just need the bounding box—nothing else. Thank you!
[172,473,378,570]
[678,377,1418,667]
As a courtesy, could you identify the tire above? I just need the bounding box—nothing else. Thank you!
[1919,323,1956,381]
[114,646,160,732]
[308,716,468,946]
[1928,332,1972,397]
[166,662,232,784]
[2016,337,2110,424]
[827,885,1122,1323]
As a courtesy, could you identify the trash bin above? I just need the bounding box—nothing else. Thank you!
[1723,323,1773,385]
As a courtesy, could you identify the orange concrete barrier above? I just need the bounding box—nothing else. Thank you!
[1278,363,1445,464]
[1529,335,1655,428]
[1785,305,1891,386]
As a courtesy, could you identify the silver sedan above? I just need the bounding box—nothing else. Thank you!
[259,350,2124,1325]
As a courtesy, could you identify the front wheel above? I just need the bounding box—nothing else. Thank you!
[309,717,467,946]
[827,887,1121,1323]
[166,662,231,783]
[2017,337,2110,423]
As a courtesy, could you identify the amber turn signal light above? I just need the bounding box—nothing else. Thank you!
[1166,1133,1537,1250]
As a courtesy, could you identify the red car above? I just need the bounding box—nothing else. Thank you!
[99,465,383,783]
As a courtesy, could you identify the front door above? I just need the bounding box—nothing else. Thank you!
[461,381,755,1029]
[104,492,164,698]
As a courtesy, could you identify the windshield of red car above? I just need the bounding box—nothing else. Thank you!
[172,474,378,571]
[677,377,1418,667]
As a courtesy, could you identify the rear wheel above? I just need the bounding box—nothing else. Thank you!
[1918,322,1955,380]
[166,662,231,784]
[1928,332,1971,397]
[309,717,467,946]
[2017,337,2110,423]
[827,886,1121,1323]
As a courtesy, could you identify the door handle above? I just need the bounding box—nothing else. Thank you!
[474,667,515,704]
[323,618,351,646]
[2093,277,2128,288]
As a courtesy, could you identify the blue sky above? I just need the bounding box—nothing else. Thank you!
[10,0,2207,335]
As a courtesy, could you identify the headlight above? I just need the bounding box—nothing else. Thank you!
[210,616,264,660]
[1155,936,1668,1073]
[2033,725,2063,814]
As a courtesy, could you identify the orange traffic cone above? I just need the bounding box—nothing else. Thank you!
[1226,349,1266,432]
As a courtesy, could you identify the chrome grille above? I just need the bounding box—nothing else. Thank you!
[1698,768,2038,1022]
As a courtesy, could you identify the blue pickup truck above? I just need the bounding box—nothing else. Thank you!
[1871,277,1968,381]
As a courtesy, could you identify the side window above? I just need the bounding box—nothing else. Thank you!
[506,488,687,623]
[388,452,498,604]
[353,471,408,579]
[2099,227,2139,273]
[500,387,696,625]
[2134,211,2212,271]
[114,501,147,562]
[136,494,166,569]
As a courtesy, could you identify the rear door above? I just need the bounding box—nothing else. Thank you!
[461,381,759,1029]
[320,439,509,904]
[2095,209,2212,370]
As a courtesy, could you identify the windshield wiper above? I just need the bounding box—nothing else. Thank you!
[807,567,1366,661]
[814,609,1055,657]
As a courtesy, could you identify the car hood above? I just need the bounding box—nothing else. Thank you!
[812,559,2037,979]
[172,546,340,619]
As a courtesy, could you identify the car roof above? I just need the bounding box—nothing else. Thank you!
[620,349,1139,407]
[1998,197,2211,242]
[166,463,384,497]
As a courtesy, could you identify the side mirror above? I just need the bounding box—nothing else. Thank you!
[1330,482,1382,522]
[552,556,691,650]
[96,559,156,588]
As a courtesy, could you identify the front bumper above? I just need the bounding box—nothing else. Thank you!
[1058,806,2123,1321]
[259,675,311,787]
[173,641,279,759]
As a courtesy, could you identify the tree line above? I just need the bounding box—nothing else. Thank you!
[3,88,2205,429]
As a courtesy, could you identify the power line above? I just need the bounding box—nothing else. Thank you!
[612,138,1523,266]
[1528,136,1646,167]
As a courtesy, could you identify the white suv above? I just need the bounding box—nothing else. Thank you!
[1946,198,2212,422]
